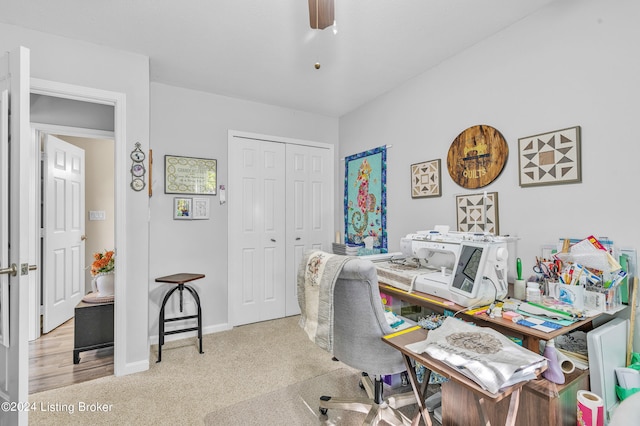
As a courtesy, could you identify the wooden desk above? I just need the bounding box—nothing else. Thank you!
[383,326,531,426]
[379,283,599,353]
[155,273,205,362]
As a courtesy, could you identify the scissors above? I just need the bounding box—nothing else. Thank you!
[549,259,562,280]
[533,258,562,280]
[533,260,551,278]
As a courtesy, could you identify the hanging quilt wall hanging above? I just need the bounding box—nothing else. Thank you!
[344,145,387,253]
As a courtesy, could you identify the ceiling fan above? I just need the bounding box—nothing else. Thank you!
[308,0,335,30]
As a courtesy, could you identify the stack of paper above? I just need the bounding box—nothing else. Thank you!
[332,243,359,256]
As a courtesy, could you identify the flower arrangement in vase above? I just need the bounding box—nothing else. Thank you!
[91,249,115,296]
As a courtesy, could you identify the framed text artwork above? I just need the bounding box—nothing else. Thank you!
[456,192,499,235]
[518,126,581,187]
[447,125,509,189]
[165,155,217,195]
[411,159,441,198]
[344,145,387,252]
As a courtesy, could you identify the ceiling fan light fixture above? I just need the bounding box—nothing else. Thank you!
[308,0,335,30]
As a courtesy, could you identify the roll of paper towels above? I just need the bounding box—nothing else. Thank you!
[555,347,575,374]
[577,390,604,426]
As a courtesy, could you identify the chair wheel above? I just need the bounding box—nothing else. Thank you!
[319,407,328,415]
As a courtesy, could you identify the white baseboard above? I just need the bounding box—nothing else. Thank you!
[118,359,149,376]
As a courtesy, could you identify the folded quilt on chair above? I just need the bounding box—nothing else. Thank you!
[297,250,352,352]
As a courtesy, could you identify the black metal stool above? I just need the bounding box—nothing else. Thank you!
[155,273,205,362]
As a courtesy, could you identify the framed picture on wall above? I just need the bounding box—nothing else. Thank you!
[165,155,217,195]
[456,191,499,235]
[173,197,193,220]
[518,126,581,187]
[192,197,210,220]
[411,159,441,198]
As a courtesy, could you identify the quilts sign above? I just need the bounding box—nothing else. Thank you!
[344,146,387,252]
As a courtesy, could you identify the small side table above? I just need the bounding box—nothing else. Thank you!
[73,299,114,364]
[155,273,205,362]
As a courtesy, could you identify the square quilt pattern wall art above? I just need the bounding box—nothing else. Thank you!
[411,159,441,198]
[456,192,499,235]
[518,126,581,187]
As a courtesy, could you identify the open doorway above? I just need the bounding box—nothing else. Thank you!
[28,93,117,394]
[29,129,115,393]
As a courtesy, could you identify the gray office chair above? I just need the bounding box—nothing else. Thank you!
[317,257,415,425]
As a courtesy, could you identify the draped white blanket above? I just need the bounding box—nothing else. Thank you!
[297,250,352,352]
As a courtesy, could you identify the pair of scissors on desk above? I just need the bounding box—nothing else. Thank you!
[533,259,561,280]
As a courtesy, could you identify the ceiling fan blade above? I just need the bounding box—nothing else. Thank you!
[308,0,335,30]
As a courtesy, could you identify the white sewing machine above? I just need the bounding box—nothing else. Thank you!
[400,227,509,307]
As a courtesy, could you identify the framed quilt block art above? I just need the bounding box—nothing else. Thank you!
[411,159,441,198]
[518,126,581,187]
[456,192,499,235]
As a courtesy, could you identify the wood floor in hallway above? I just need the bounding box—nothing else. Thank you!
[29,318,113,394]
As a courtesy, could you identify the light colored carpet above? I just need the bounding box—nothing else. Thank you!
[203,367,418,425]
[27,316,349,425]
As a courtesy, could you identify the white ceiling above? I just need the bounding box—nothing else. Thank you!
[0,0,556,117]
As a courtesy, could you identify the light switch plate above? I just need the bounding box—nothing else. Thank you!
[89,210,106,221]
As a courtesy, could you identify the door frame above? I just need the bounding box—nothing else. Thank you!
[29,78,128,376]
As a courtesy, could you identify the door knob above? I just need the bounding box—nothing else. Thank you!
[0,264,38,276]
[0,264,17,276]
[81,235,87,241]
[271,238,276,242]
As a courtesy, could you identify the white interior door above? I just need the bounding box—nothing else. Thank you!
[285,143,333,316]
[42,134,85,333]
[0,46,32,426]
[228,135,286,326]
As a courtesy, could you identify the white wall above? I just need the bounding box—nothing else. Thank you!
[339,0,640,345]
[149,83,338,335]
[0,23,150,373]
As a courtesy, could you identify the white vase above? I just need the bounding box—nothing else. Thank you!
[93,272,115,296]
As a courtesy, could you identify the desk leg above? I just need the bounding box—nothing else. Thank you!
[473,387,521,426]
[524,336,540,353]
[401,353,432,426]
[504,387,521,426]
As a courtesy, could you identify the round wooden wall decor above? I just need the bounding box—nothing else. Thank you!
[447,124,509,189]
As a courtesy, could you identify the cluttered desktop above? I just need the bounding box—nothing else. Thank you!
[365,226,637,424]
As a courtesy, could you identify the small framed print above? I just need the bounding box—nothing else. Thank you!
[456,191,499,235]
[518,126,581,187]
[173,197,193,220]
[192,197,210,220]
[411,159,441,198]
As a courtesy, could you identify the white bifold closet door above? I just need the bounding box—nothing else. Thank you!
[228,131,333,326]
